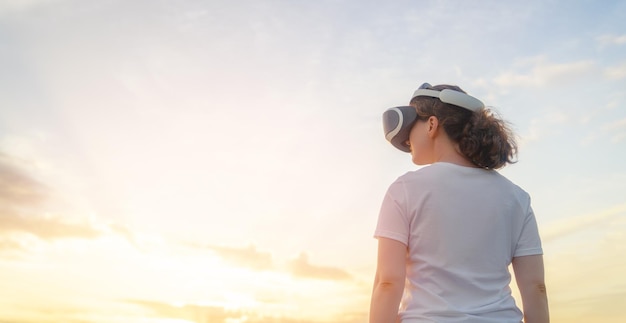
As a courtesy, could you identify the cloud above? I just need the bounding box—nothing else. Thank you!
[597,34,626,47]
[288,252,352,281]
[128,299,234,323]
[188,243,274,271]
[0,0,66,15]
[543,212,626,323]
[522,111,569,144]
[541,203,626,242]
[493,57,596,88]
[604,62,626,80]
[0,152,49,207]
[603,118,626,143]
[128,298,364,323]
[0,150,141,253]
[185,242,355,281]
[0,213,102,241]
[0,236,28,252]
[585,117,626,145]
[0,211,145,255]
[561,290,626,323]
[0,150,102,243]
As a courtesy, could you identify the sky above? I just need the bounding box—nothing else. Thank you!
[1,0,625,322]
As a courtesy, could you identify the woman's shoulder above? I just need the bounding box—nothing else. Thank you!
[396,164,437,180]
[400,162,481,179]
[394,163,450,185]
[399,163,530,194]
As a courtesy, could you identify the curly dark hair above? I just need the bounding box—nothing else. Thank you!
[409,84,517,169]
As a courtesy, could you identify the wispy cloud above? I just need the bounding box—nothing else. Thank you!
[584,117,626,145]
[0,151,102,242]
[0,152,49,207]
[0,236,28,252]
[128,299,234,323]
[0,150,139,252]
[186,242,356,282]
[604,118,626,143]
[0,0,58,14]
[494,57,596,87]
[604,61,626,80]
[128,298,363,323]
[543,209,626,322]
[288,252,352,281]
[0,213,102,241]
[187,243,274,271]
[522,111,570,144]
[597,34,626,47]
[558,289,626,323]
[542,203,626,242]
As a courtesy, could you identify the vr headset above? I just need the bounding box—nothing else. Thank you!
[383,83,485,152]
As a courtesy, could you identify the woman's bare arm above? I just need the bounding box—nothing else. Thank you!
[369,237,407,323]
[512,254,549,323]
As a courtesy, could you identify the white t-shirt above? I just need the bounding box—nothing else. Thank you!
[375,162,543,323]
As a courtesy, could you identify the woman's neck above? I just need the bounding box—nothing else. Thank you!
[432,136,479,168]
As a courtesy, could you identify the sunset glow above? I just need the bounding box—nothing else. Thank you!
[1,0,626,322]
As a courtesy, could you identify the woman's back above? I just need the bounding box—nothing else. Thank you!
[370,83,548,323]
[375,162,543,322]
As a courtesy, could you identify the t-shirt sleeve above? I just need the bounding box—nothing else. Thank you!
[514,204,543,257]
[374,179,410,246]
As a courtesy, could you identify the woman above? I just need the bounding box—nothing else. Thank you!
[370,83,549,323]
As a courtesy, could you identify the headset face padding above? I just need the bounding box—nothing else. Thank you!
[383,106,417,152]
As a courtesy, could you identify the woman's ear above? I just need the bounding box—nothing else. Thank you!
[427,116,439,138]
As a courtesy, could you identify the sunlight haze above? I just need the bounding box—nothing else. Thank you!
[1,0,625,322]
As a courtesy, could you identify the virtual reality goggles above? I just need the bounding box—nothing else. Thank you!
[383,83,485,152]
